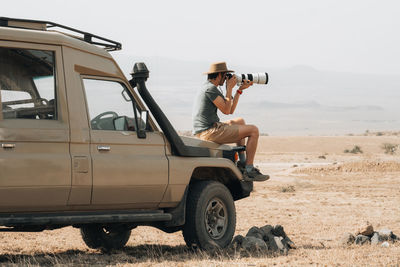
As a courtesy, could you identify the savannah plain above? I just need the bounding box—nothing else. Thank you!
[0,134,399,266]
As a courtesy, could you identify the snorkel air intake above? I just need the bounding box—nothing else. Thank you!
[129,62,209,157]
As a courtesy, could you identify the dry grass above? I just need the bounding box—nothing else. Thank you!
[1,136,400,266]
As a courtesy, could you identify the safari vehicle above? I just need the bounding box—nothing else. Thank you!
[0,17,252,251]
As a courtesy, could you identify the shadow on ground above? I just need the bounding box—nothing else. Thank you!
[0,244,287,265]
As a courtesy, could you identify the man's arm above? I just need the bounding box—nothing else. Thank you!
[229,91,241,114]
[213,95,233,115]
[212,75,236,114]
[213,80,253,114]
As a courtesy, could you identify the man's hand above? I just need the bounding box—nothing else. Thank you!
[239,80,253,90]
[226,75,237,93]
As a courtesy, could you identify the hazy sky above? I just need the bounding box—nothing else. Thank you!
[3,0,400,75]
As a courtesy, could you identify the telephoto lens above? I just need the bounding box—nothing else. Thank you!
[227,73,269,85]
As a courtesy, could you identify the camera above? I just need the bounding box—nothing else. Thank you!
[226,72,269,85]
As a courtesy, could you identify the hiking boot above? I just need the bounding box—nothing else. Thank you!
[243,167,270,182]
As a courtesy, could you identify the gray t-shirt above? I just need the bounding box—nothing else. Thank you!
[192,81,224,134]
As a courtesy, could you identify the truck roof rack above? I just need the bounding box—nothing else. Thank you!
[0,17,122,51]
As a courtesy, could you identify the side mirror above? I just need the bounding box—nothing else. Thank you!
[137,110,148,139]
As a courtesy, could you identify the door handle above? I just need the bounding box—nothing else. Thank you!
[2,143,16,149]
[97,146,111,152]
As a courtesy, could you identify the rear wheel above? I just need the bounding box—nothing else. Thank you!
[183,180,236,250]
[80,224,131,251]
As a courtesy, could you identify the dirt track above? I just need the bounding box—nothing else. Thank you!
[1,136,399,266]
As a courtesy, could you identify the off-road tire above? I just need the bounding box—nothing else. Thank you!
[80,224,131,251]
[183,180,236,250]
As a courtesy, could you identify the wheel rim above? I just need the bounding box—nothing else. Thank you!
[101,226,121,238]
[204,197,228,240]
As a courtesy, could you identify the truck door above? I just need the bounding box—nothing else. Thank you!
[82,77,168,207]
[0,44,71,211]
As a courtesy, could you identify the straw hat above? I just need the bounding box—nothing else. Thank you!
[204,62,234,74]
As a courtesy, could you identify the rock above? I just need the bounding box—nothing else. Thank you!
[260,225,273,239]
[381,241,389,248]
[266,234,279,251]
[242,236,268,251]
[341,232,356,245]
[287,240,296,249]
[283,237,296,249]
[238,225,295,253]
[272,225,296,249]
[391,233,399,242]
[231,235,245,248]
[357,224,374,237]
[371,232,380,245]
[377,229,392,241]
[265,234,287,253]
[355,235,370,245]
[274,236,288,254]
[272,225,286,237]
[280,236,293,251]
[246,226,264,240]
[274,236,285,250]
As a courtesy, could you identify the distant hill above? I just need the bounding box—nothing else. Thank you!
[114,54,400,135]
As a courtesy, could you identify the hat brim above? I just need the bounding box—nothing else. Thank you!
[203,69,234,75]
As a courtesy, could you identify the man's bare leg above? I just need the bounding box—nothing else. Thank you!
[225,118,268,181]
[237,124,259,165]
[225,117,246,146]
[225,118,246,164]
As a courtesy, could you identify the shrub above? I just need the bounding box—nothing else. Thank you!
[280,185,295,193]
[381,143,398,155]
[344,145,363,154]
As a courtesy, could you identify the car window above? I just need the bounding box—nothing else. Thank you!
[0,47,56,120]
[83,79,141,131]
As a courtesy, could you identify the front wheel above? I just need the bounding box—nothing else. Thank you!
[80,224,131,251]
[183,180,236,250]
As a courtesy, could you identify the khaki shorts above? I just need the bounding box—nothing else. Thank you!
[196,122,240,144]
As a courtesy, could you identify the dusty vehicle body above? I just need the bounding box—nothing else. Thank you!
[0,17,252,250]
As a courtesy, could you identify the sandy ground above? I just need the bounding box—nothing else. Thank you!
[1,135,400,266]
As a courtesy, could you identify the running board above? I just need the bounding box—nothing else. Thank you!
[0,210,172,227]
